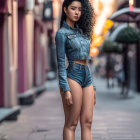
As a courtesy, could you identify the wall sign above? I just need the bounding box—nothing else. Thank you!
[42,1,53,21]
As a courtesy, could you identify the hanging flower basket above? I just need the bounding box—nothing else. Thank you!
[101,39,123,54]
[115,26,140,44]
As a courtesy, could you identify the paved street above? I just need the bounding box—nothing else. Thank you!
[0,77,140,140]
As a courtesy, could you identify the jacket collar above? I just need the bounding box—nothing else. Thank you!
[62,21,85,36]
[62,21,79,31]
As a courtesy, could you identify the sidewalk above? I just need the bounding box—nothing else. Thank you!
[0,78,140,140]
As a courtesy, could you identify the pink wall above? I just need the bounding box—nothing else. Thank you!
[33,18,46,86]
[0,14,4,107]
[0,0,8,13]
[18,8,28,93]
[18,0,26,8]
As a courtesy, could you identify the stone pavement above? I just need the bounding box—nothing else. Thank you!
[0,77,140,140]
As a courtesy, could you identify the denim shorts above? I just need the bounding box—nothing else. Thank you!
[66,61,94,89]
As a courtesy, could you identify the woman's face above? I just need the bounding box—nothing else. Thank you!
[64,1,82,22]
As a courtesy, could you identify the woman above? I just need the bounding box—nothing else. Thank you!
[55,0,96,140]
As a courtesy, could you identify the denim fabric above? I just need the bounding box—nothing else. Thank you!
[67,62,96,90]
[55,21,96,93]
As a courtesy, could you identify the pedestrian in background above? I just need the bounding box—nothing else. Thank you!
[55,0,96,140]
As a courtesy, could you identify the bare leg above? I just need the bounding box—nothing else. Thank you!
[80,84,95,140]
[60,77,83,140]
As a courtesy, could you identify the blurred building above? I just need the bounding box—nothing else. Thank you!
[136,0,140,92]
[0,0,20,121]
[0,0,58,123]
[94,0,140,93]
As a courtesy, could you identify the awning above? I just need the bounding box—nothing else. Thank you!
[108,7,140,23]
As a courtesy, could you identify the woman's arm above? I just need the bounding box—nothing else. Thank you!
[55,31,70,93]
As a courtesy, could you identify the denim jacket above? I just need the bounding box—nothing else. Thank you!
[55,21,96,93]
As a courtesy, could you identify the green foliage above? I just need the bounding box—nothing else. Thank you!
[101,39,123,54]
[116,26,140,44]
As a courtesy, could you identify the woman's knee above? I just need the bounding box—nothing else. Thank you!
[80,118,93,129]
[64,120,78,131]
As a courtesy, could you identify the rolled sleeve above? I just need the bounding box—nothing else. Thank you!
[55,31,70,93]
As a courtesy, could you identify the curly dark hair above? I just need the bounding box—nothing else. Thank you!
[60,0,95,39]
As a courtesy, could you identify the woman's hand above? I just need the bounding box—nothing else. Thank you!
[94,91,96,105]
[64,91,73,106]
